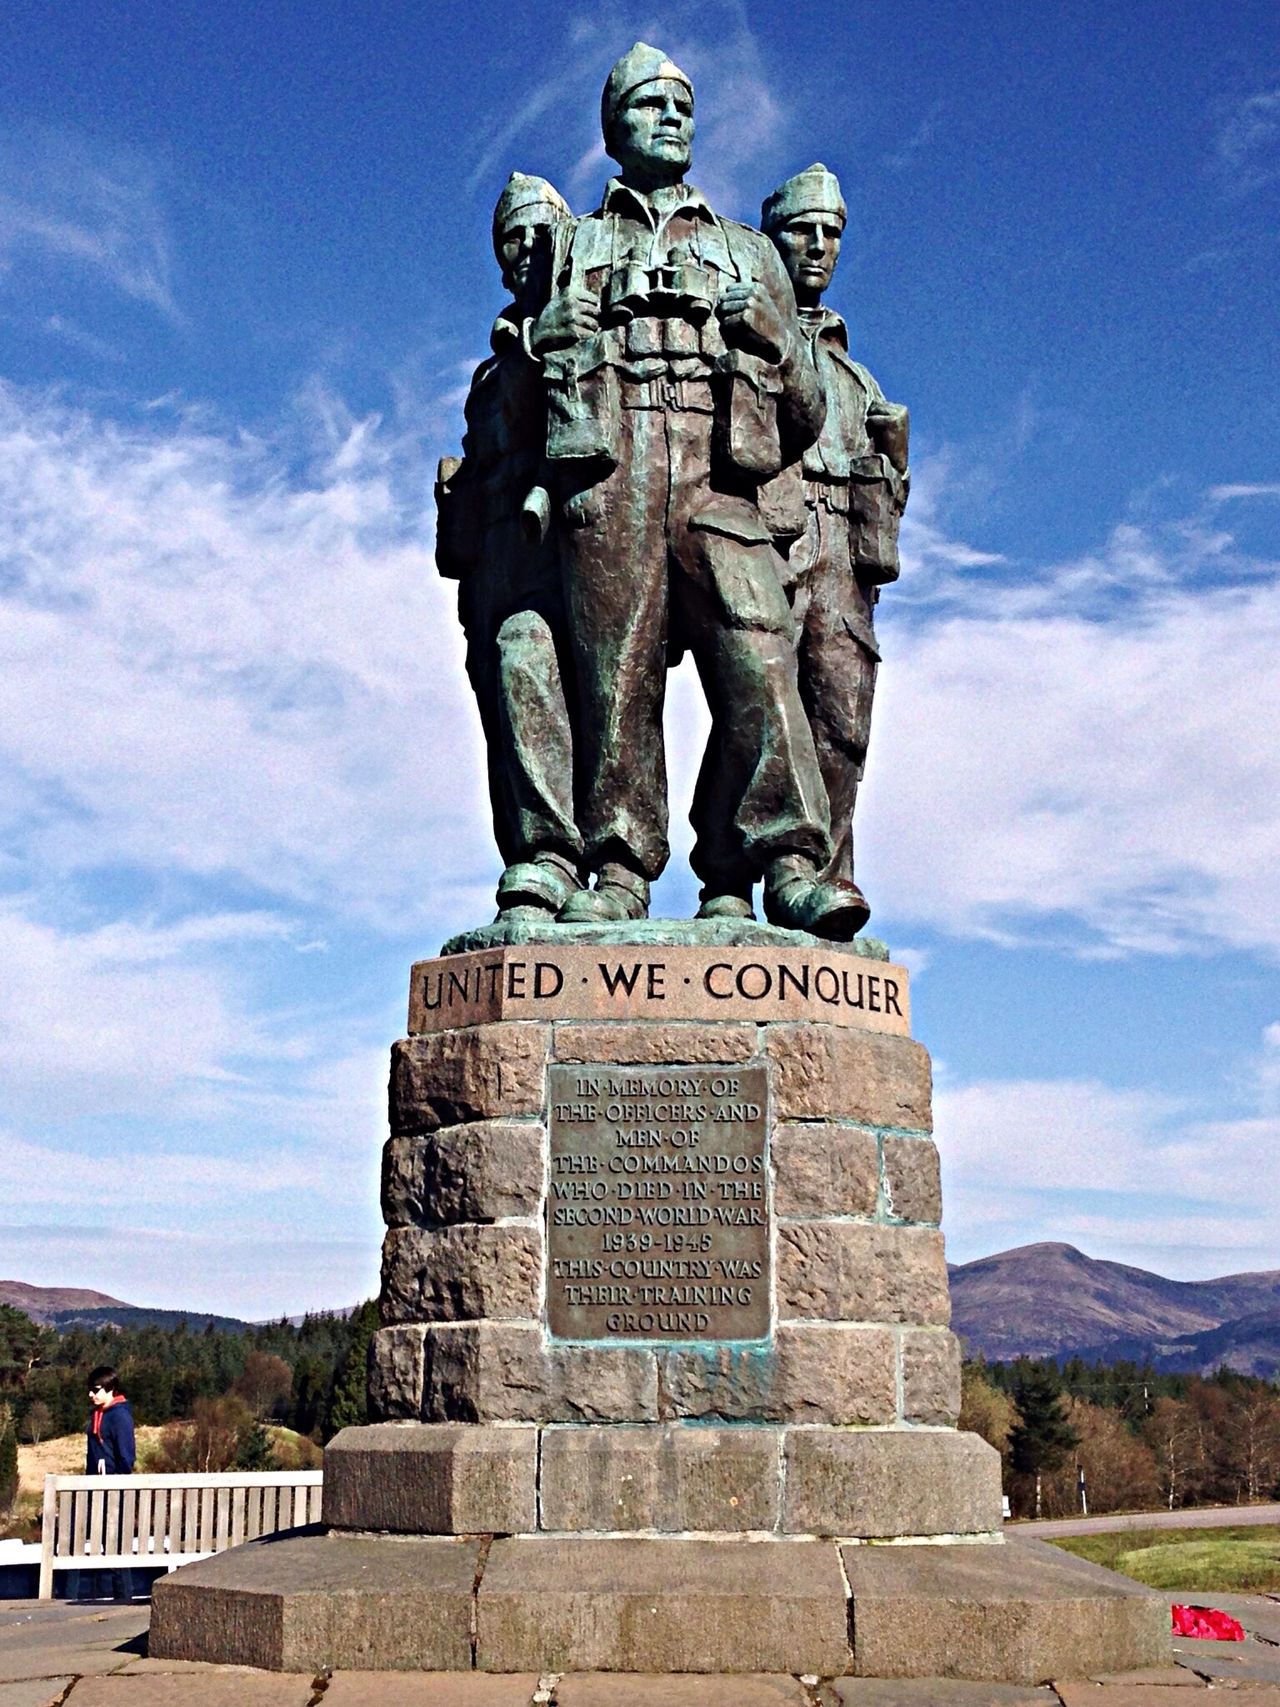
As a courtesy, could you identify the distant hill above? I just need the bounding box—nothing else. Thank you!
[1,1280,130,1321]
[950,1242,1280,1376]
[47,1305,257,1334]
[1,1281,254,1335]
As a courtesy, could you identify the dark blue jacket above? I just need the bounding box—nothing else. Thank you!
[86,1399,136,1475]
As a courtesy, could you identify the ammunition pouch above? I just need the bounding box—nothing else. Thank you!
[543,347,619,479]
[712,350,784,481]
[848,454,905,585]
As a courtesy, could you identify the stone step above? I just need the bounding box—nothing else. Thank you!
[150,1530,1172,1682]
[843,1537,1171,1683]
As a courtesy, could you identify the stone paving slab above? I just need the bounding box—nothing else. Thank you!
[323,1674,541,1705]
[1064,1690,1280,1704]
[1171,1638,1280,1684]
[1056,1687,1210,1704]
[0,1605,146,1681]
[831,1682,1054,1703]
[555,1676,807,1704]
[62,1678,315,1704]
[1086,1670,1203,1687]
[0,1681,76,1707]
[117,1659,296,1675]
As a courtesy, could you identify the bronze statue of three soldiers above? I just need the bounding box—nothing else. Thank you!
[436,44,908,942]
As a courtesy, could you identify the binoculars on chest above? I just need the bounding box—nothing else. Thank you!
[601,257,717,324]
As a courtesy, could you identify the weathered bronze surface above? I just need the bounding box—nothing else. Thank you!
[436,48,908,942]
[547,1062,770,1341]
[760,164,909,891]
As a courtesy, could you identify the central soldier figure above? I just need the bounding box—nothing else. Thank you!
[532,43,866,938]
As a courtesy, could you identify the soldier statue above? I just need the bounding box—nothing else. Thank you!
[436,57,906,942]
[762,164,909,906]
[435,173,585,920]
[530,44,866,939]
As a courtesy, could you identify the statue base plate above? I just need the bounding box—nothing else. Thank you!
[440,916,889,958]
[150,1530,1171,1681]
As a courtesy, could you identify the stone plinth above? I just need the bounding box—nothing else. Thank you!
[151,925,1171,1680]
[374,930,952,1442]
[358,928,990,1546]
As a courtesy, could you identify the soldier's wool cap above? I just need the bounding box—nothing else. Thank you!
[492,172,572,247]
[601,42,693,141]
[761,164,847,234]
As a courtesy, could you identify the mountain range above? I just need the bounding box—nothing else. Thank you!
[950,1242,1280,1376]
[8,1244,1280,1375]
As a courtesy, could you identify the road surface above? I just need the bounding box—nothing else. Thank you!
[1019,1501,1280,1538]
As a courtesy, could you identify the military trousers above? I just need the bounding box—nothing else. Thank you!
[788,495,880,888]
[459,516,582,873]
[558,396,830,883]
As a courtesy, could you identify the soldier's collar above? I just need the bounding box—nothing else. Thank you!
[602,177,716,226]
[801,304,849,348]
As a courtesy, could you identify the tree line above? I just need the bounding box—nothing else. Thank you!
[964,1356,1280,1518]
[0,1300,379,1507]
[6,1302,1278,1524]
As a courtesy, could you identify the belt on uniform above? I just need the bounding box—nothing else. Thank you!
[805,478,852,515]
[620,375,715,413]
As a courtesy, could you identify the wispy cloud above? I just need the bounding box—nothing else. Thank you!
[937,1049,1280,1277]
[882,100,945,173]
[1213,87,1280,196]
[865,517,1280,958]
[466,1,788,220]
[0,378,488,930]
[0,126,178,318]
[1209,482,1280,503]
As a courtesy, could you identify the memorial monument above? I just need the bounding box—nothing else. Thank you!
[152,44,1172,1682]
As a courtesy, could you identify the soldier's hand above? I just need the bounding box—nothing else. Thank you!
[717,281,789,364]
[530,289,600,352]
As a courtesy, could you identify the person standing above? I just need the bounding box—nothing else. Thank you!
[79,1365,136,1602]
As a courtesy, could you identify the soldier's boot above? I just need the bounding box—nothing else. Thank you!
[763,853,869,940]
[558,860,650,923]
[695,887,756,922]
[496,850,583,919]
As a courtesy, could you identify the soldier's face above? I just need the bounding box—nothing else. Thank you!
[611,79,694,182]
[774,215,843,303]
[498,212,557,300]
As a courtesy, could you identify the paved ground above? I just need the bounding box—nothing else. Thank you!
[1021,1502,1280,1538]
[2,1593,1280,1703]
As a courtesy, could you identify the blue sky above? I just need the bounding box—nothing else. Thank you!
[0,0,1276,1317]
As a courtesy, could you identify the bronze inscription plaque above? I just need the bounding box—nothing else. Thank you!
[546,1062,770,1342]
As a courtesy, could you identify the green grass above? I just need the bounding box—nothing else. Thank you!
[1053,1526,1280,1592]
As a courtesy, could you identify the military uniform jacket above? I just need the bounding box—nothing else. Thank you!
[543,179,824,534]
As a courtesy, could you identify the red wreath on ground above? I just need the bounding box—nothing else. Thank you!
[1171,1603,1246,1641]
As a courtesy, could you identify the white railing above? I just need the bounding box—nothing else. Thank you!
[38,1470,323,1600]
